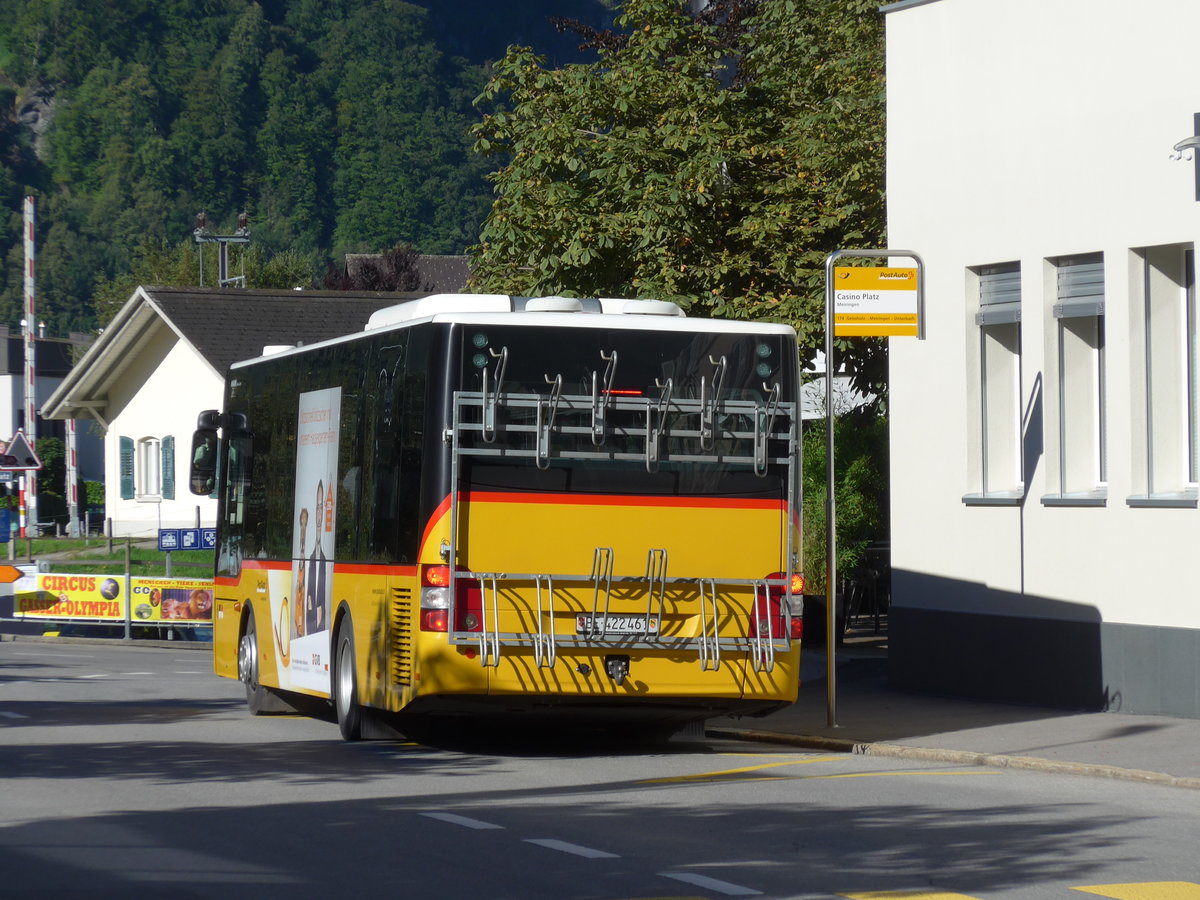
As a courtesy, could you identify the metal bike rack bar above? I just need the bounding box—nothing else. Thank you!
[644,548,668,634]
[699,355,726,451]
[588,547,614,639]
[748,580,776,673]
[477,574,501,667]
[590,350,617,445]
[697,578,721,672]
[532,574,556,668]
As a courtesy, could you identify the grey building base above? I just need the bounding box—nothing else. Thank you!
[890,607,1200,718]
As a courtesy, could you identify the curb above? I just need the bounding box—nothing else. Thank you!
[706,727,1200,791]
[1,633,212,651]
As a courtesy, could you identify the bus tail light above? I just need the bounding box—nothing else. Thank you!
[420,565,483,633]
[750,573,805,642]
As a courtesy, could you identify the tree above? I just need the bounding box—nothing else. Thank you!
[321,243,431,292]
[470,0,887,401]
[801,408,888,596]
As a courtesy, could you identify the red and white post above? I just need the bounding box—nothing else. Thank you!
[22,196,37,537]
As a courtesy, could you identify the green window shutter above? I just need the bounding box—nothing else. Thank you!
[119,436,134,499]
[161,436,175,500]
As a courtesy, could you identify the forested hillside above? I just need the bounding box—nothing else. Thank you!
[0,0,614,335]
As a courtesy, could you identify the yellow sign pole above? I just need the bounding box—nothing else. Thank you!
[822,250,924,727]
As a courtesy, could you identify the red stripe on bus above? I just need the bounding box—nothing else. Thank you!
[215,562,417,582]
[333,563,418,576]
[239,559,291,572]
[418,491,784,556]
[456,491,784,510]
[418,490,787,554]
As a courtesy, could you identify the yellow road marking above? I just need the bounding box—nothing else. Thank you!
[1073,884,1200,900]
[640,755,843,783]
[640,758,996,785]
[843,892,979,900]
[812,770,996,780]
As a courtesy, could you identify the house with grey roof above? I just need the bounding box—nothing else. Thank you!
[42,286,423,538]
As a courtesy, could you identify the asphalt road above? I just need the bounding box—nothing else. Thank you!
[2,640,1199,899]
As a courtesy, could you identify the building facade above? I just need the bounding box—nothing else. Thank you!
[885,0,1200,715]
[44,287,418,538]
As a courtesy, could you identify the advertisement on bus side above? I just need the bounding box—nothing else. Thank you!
[269,386,340,694]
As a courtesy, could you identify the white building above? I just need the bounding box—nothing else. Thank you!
[43,287,418,538]
[0,327,104,532]
[885,0,1200,716]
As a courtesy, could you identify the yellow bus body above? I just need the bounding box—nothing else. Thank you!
[215,491,799,723]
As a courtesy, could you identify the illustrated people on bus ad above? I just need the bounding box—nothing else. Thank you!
[305,480,328,634]
[294,506,309,638]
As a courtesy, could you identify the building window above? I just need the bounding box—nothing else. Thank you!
[966,262,1022,503]
[1129,244,1197,506]
[1049,254,1106,503]
[138,438,161,497]
[120,435,175,501]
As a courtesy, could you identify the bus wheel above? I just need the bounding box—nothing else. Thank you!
[335,622,363,741]
[239,612,283,715]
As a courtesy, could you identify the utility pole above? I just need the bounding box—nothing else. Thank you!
[193,211,250,287]
[22,196,37,536]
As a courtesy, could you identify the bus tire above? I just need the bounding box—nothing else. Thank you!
[239,611,290,715]
[334,622,363,741]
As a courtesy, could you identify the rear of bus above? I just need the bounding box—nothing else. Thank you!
[406,302,803,732]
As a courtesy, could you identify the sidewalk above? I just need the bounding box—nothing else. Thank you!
[709,625,1200,789]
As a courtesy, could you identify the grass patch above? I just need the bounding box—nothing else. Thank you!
[14,538,215,577]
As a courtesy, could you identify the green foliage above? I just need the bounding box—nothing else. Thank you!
[91,233,320,324]
[801,410,888,595]
[34,436,67,526]
[471,0,887,400]
[0,0,580,335]
[85,480,104,508]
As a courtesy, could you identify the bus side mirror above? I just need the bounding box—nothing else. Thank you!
[190,428,218,496]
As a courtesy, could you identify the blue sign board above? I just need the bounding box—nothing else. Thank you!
[159,527,217,552]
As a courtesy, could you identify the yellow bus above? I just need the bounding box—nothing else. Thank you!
[190,293,804,741]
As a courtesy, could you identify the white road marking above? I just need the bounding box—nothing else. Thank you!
[80,673,108,679]
[420,812,504,830]
[121,672,155,676]
[523,839,617,859]
[0,711,28,719]
[660,871,762,896]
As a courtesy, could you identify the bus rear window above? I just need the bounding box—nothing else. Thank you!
[456,324,796,498]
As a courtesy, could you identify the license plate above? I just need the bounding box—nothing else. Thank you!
[576,615,659,636]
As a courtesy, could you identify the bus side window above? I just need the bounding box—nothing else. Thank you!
[218,435,252,577]
[365,337,408,562]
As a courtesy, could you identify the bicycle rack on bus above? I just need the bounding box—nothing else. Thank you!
[443,355,800,672]
[697,579,721,671]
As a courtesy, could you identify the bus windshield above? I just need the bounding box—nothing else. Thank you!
[456,323,797,498]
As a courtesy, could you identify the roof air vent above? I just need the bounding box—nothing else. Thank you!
[525,297,584,313]
[621,299,684,317]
